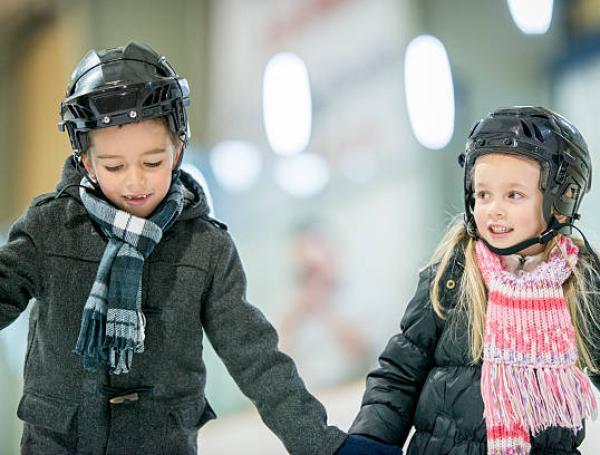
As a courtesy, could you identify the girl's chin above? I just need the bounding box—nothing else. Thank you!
[481,235,546,256]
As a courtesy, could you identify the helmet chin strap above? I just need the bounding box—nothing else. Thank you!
[480,218,600,271]
[480,218,566,256]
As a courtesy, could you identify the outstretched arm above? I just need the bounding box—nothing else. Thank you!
[349,267,440,447]
[201,231,346,455]
[0,206,42,330]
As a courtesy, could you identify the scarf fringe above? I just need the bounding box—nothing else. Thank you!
[104,310,146,375]
[482,362,598,434]
[73,311,106,371]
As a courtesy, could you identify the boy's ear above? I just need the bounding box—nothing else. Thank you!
[81,152,96,180]
[172,144,183,170]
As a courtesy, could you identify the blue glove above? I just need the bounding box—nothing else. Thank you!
[335,435,402,455]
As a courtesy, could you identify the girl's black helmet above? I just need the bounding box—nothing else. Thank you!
[459,106,592,236]
[58,41,190,159]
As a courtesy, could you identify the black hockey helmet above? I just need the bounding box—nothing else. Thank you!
[459,106,592,237]
[58,41,190,160]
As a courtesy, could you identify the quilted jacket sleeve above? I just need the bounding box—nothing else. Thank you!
[588,267,600,392]
[349,266,442,446]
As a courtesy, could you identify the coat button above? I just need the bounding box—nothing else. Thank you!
[445,279,456,290]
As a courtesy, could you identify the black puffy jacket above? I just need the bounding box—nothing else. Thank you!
[350,252,600,454]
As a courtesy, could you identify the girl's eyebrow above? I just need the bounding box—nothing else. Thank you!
[474,181,531,189]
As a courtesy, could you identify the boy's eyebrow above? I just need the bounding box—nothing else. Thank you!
[95,149,167,159]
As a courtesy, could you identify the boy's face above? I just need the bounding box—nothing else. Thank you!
[82,120,181,218]
[472,153,546,256]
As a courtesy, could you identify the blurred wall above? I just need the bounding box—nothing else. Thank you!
[14,6,84,215]
[1,1,600,454]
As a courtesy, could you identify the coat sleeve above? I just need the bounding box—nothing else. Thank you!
[349,266,440,446]
[0,205,42,330]
[200,231,347,455]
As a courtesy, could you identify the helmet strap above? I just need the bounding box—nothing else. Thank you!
[479,217,600,271]
[479,223,562,256]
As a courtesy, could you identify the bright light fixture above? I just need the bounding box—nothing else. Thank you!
[404,34,455,150]
[263,52,312,156]
[507,0,553,34]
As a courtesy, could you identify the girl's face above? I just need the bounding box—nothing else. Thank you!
[82,120,181,218]
[472,153,546,256]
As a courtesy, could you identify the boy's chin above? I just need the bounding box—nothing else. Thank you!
[117,203,154,218]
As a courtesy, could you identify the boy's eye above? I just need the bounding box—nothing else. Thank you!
[145,161,163,168]
[508,191,524,199]
[105,165,123,172]
[475,191,489,200]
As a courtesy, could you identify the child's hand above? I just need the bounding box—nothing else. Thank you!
[335,435,402,455]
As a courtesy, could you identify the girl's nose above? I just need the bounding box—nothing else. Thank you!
[490,200,505,218]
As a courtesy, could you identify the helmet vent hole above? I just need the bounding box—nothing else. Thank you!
[70,105,92,118]
[144,86,170,107]
[520,120,532,138]
[532,122,544,142]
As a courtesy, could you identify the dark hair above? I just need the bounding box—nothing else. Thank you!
[86,116,181,156]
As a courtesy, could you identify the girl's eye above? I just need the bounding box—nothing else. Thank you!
[508,191,524,199]
[475,191,489,200]
[145,161,163,168]
[105,165,123,172]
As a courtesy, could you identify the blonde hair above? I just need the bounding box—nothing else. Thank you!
[427,216,600,373]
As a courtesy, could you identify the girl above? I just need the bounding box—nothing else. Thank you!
[348,106,600,454]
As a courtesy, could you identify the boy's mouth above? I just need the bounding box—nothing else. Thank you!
[123,193,152,205]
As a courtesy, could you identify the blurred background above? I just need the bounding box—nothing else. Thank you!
[1,0,600,453]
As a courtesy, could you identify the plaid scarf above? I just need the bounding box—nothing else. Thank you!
[476,236,597,454]
[74,177,184,374]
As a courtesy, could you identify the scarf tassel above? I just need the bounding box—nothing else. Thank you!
[104,310,146,375]
[73,311,107,371]
[482,362,598,436]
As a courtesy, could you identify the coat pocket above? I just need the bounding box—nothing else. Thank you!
[17,392,78,434]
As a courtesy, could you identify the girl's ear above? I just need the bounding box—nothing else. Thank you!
[554,212,568,224]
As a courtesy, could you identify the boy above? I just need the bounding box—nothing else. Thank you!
[0,41,399,454]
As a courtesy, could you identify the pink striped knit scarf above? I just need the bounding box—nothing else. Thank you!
[475,236,597,455]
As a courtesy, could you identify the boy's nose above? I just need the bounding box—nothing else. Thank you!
[126,167,146,188]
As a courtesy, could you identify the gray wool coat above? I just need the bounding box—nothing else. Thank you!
[0,157,347,455]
